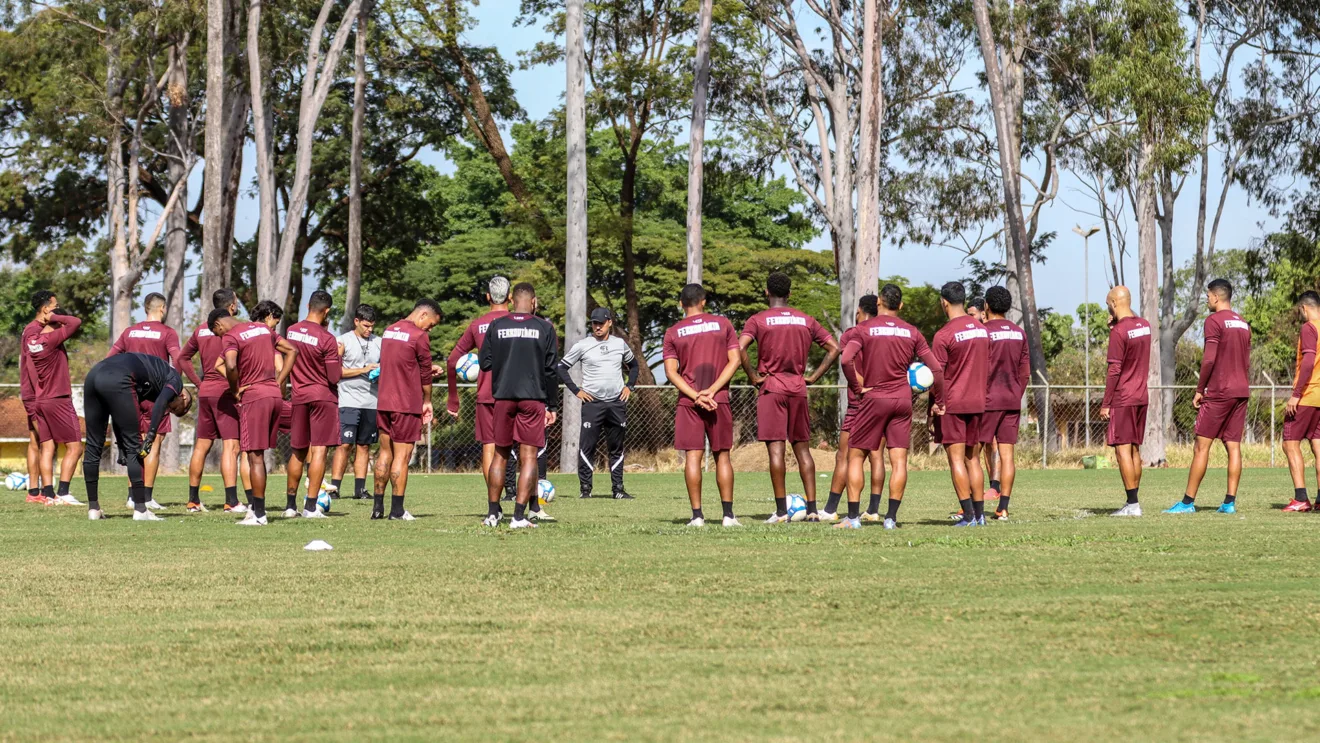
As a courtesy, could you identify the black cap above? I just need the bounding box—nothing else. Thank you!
[589,308,612,324]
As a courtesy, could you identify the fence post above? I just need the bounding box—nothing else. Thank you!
[1034,372,1050,469]
[1263,373,1277,467]
[1084,385,1091,449]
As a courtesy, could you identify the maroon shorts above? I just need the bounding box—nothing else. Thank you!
[1195,397,1248,442]
[379,410,423,444]
[841,403,859,434]
[239,396,282,452]
[475,402,497,444]
[32,398,82,444]
[290,400,340,449]
[138,398,172,436]
[757,392,810,443]
[674,403,733,452]
[1106,405,1147,446]
[934,412,980,448]
[278,400,292,433]
[1284,405,1320,442]
[850,397,912,451]
[978,410,1020,445]
[493,400,546,448]
[196,395,240,440]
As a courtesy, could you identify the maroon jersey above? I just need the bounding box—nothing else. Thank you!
[662,313,739,407]
[286,319,342,404]
[931,315,988,414]
[108,320,183,369]
[844,316,942,402]
[21,314,81,400]
[1101,316,1152,408]
[447,309,509,410]
[1197,309,1252,399]
[181,325,226,395]
[984,318,1030,411]
[839,325,863,407]
[740,306,835,396]
[377,319,432,415]
[222,321,281,400]
[19,320,39,403]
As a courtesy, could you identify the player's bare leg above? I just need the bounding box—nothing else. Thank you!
[372,433,394,519]
[508,442,539,528]
[946,442,975,526]
[825,430,851,518]
[766,441,788,518]
[188,437,212,494]
[1111,443,1144,516]
[286,447,308,516]
[843,446,868,521]
[386,441,415,519]
[683,449,704,523]
[1179,435,1215,508]
[24,428,42,501]
[967,442,986,522]
[1285,439,1307,489]
[994,442,1016,518]
[714,450,735,525]
[354,444,372,497]
[882,447,909,527]
[484,444,511,524]
[331,442,351,489]
[481,442,497,490]
[1219,440,1242,513]
[37,440,56,500]
[863,447,887,519]
[245,451,268,521]
[791,440,819,518]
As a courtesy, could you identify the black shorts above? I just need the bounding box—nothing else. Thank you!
[339,407,379,446]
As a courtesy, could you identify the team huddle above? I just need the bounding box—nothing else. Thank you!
[14,269,1320,528]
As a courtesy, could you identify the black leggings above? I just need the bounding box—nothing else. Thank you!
[83,363,145,491]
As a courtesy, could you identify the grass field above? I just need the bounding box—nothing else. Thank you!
[3,467,1320,741]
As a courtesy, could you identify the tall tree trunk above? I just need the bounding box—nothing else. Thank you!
[343,0,369,330]
[202,0,228,302]
[162,41,191,475]
[561,0,587,474]
[107,52,132,339]
[1135,133,1166,465]
[854,0,882,302]
[618,150,654,385]
[248,0,279,299]
[684,0,713,285]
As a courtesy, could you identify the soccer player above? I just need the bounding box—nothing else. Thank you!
[557,307,639,499]
[374,298,444,521]
[106,292,187,511]
[1169,279,1252,515]
[1283,292,1320,512]
[822,295,887,522]
[662,283,742,527]
[980,286,1030,520]
[283,290,342,519]
[479,283,560,529]
[446,276,511,495]
[839,283,943,530]
[1100,286,1151,517]
[20,290,84,505]
[967,297,986,323]
[223,300,297,526]
[183,290,250,513]
[332,303,382,501]
[83,353,194,521]
[930,281,990,527]
[739,272,840,522]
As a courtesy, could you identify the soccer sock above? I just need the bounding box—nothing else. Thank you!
[1126,487,1139,504]
[224,486,238,507]
[252,497,266,518]
[774,497,787,516]
[188,485,200,503]
[1295,487,1309,504]
[529,497,541,513]
[972,499,985,520]
[27,487,39,498]
[390,495,404,517]
[354,478,367,497]
[86,481,99,510]
[373,493,385,513]
[958,498,973,520]
[806,499,817,515]
[285,490,298,511]
[721,501,734,519]
[41,485,54,500]
[1181,493,1195,505]
[488,501,500,517]
[692,508,704,521]
[989,479,1001,493]
[886,498,902,521]
[305,496,318,513]
[514,502,527,520]
[1224,493,1236,504]
[57,480,70,496]
[132,487,147,513]
[867,492,882,515]
[144,486,154,503]
[244,488,254,506]
[330,478,342,492]
[847,501,860,520]
[997,495,1010,512]
[825,491,842,514]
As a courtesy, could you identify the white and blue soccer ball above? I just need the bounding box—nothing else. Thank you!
[5,472,28,491]
[537,479,556,504]
[316,488,333,514]
[908,361,935,392]
[786,493,807,522]
[456,352,481,383]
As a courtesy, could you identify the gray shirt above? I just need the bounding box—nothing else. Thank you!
[560,335,635,400]
[337,330,382,409]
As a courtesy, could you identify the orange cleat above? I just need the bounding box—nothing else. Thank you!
[26,494,50,505]
[1283,499,1312,513]
[994,509,1009,521]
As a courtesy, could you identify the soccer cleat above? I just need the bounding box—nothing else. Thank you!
[1112,503,1143,517]
[1283,499,1312,512]
[860,512,881,523]
[722,516,742,527]
[950,509,965,522]
[224,503,248,514]
[883,517,897,530]
[88,509,104,521]
[509,517,537,529]
[1164,501,1196,514]
[283,508,300,519]
[994,509,1009,521]
[352,492,372,500]
[321,484,339,499]
[687,517,705,527]
[236,512,267,526]
[612,491,634,500]
[501,493,515,502]
[986,486,1000,502]
[953,518,979,528]
[132,510,164,522]
[833,517,862,530]
[529,509,556,522]
[125,498,134,510]
[54,494,82,506]
[804,512,820,522]
[145,500,165,511]
[580,492,592,499]
[303,509,328,519]
[1217,502,1237,515]
[817,510,840,523]
[370,509,385,520]
[26,494,50,505]
[388,511,415,521]
[764,513,792,524]
[977,516,987,526]
[482,513,501,527]
[186,502,208,513]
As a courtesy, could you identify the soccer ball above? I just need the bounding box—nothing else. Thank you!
[786,493,807,522]
[5,472,28,491]
[456,352,480,383]
[537,479,556,504]
[316,488,333,514]
[908,361,935,392]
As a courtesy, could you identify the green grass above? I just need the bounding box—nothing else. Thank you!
[3,468,1320,741]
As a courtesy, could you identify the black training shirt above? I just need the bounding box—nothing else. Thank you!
[120,353,184,435]
[479,313,560,410]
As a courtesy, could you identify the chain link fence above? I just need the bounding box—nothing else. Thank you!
[0,382,1295,474]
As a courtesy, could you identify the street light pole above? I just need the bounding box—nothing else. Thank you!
[1074,225,1101,448]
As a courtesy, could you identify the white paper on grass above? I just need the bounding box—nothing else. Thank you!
[304,540,334,551]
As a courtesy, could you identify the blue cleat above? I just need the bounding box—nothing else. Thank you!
[1217,502,1237,515]
[883,518,897,530]
[954,518,979,527]
[833,517,862,530]
[1164,501,1196,514]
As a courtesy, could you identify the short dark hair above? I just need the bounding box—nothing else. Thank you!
[252,299,283,322]
[144,292,166,314]
[940,281,966,306]
[413,298,442,316]
[766,272,792,299]
[212,288,236,310]
[308,290,333,313]
[879,283,902,311]
[511,283,536,302]
[680,283,706,308]
[858,294,879,317]
[1208,278,1233,300]
[30,290,55,312]
[1299,291,1320,310]
[206,308,232,334]
[985,286,1012,315]
[968,297,986,312]
[353,303,379,323]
